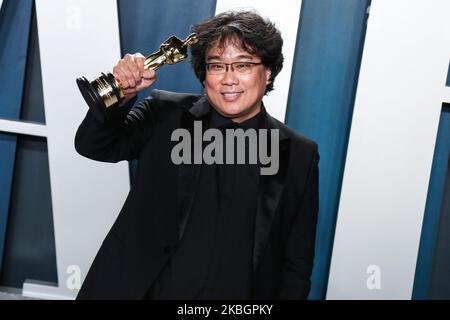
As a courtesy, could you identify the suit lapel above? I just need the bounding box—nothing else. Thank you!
[177,162,201,240]
[253,116,290,271]
[176,96,211,240]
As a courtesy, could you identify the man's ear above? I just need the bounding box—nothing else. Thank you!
[265,68,272,85]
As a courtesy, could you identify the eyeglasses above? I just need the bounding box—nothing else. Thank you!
[205,62,263,75]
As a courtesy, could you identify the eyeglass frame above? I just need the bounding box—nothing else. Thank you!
[205,61,264,75]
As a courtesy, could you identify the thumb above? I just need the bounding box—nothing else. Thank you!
[143,69,156,79]
[137,77,156,90]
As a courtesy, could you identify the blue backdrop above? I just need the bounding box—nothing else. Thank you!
[0,0,34,275]
[285,0,370,299]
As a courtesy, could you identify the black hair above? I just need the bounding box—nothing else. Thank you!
[190,10,284,94]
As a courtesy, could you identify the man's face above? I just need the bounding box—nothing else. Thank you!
[204,41,272,123]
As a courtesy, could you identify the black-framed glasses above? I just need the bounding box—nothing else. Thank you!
[205,62,263,74]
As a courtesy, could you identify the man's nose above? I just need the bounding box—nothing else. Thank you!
[221,67,239,85]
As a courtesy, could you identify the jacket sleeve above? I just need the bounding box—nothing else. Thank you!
[74,95,156,162]
[278,144,320,299]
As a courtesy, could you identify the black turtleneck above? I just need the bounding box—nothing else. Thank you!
[146,106,266,300]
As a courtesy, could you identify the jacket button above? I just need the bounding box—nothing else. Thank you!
[164,246,171,254]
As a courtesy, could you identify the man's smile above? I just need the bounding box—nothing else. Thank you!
[221,91,244,102]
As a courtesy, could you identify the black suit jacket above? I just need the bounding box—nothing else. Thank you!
[74,89,319,299]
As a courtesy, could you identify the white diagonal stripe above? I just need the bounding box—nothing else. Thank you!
[0,119,47,137]
[26,0,130,300]
[444,87,450,104]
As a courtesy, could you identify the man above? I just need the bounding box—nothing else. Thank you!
[75,10,319,300]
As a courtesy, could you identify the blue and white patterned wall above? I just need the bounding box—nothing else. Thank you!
[0,0,449,299]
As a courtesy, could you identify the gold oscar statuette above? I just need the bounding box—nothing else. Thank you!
[76,33,199,121]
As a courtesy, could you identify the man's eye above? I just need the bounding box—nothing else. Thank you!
[210,64,225,70]
[235,63,251,70]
